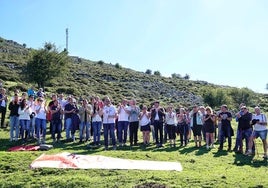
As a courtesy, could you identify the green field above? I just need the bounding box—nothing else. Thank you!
[0,124,267,188]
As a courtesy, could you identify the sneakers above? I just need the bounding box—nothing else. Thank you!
[210,144,215,149]
[263,154,268,159]
[206,145,210,150]
[245,151,253,156]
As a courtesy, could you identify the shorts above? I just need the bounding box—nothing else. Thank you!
[192,125,202,136]
[140,124,151,132]
[252,130,267,140]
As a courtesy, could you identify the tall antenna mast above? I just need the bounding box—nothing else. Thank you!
[66,28,69,52]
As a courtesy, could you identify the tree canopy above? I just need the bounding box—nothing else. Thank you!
[25,42,70,88]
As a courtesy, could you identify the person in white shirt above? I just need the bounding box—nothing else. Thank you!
[165,106,177,147]
[27,95,36,138]
[0,88,8,128]
[35,98,47,144]
[117,99,130,146]
[247,107,267,158]
[102,97,117,150]
[18,99,32,140]
[92,102,103,146]
[139,106,151,146]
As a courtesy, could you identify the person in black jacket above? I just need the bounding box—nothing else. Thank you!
[8,94,20,141]
[236,106,253,154]
[150,101,165,147]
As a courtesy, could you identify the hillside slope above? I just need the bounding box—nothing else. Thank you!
[0,37,267,109]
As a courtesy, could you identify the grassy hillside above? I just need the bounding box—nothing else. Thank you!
[0,36,268,111]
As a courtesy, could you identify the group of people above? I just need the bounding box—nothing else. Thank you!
[0,87,267,158]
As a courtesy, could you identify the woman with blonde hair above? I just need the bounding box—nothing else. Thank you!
[204,106,216,149]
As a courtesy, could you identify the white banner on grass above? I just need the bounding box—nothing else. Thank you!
[30,152,182,171]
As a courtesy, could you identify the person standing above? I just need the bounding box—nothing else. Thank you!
[27,95,36,139]
[92,102,103,146]
[0,88,8,128]
[64,97,76,141]
[177,108,189,147]
[165,105,177,147]
[151,101,165,148]
[8,94,20,141]
[189,105,203,148]
[102,97,117,150]
[233,103,246,153]
[50,100,63,143]
[18,99,32,141]
[79,99,92,142]
[246,106,267,158]
[204,106,216,149]
[27,86,36,99]
[128,99,140,146]
[117,99,130,146]
[35,98,47,144]
[139,106,151,146]
[218,105,233,151]
[236,106,252,154]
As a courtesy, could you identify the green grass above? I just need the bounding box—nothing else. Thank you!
[0,125,267,188]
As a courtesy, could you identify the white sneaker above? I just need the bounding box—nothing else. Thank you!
[245,151,252,156]
[206,145,209,150]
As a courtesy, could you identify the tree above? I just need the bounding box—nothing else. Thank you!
[115,63,122,69]
[171,73,182,79]
[25,42,70,89]
[145,69,152,75]
[97,60,104,66]
[229,87,255,107]
[202,87,232,109]
[154,70,161,76]
[183,74,190,80]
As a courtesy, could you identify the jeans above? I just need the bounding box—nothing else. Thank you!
[241,128,253,152]
[153,120,164,145]
[10,116,19,140]
[20,119,30,139]
[103,123,116,147]
[65,118,72,140]
[233,129,242,150]
[79,121,90,141]
[220,125,232,148]
[35,118,47,141]
[92,121,102,144]
[52,119,62,140]
[29,117,35,138]
[117,121,129,144]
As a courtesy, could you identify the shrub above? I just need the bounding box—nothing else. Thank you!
[97,60,104,66]
[115,63,122,69]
